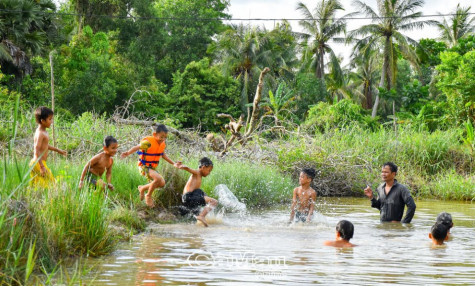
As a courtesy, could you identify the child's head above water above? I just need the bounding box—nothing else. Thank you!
[436,212,453,230]
[35,106,54,124]
[429,222,448,245]
[336,220,354,241]
[199,157,213,176]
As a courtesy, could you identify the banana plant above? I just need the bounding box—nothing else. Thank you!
[263,82,295,126]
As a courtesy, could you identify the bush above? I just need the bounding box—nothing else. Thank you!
[304,99,379,132]
[200,159,294,208]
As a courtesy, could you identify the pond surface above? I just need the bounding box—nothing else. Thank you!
[84,198,475,285]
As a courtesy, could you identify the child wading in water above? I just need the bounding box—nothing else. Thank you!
[289,168,317,223]
[79,136,118,191]
[121,124,180,207]
[30,106,67,187]
[324,220,357,247]
[429,222,449,246]
[178,157,217,227]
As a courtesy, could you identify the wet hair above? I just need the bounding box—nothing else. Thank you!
[34,106,54,124]
[336,220,354,241]
[431,223,448,242]
[199,157,213,168]
[383,162,398,173]
[154,124,168,134]
[103,135,118,147]
[302,168,316,180]
[436,212,453,229]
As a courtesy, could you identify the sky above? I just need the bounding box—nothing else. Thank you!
[226,0,474,65]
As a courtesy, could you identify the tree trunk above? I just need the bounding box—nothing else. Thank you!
[245,67,270,137]
[364,80,372,109]
[372,37,391,118]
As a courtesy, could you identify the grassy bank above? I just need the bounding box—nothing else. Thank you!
[274,126,474,200]
[0,153,293,285]
[1,112,474,284]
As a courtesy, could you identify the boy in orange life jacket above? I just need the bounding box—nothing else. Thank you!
[121,124,180,207]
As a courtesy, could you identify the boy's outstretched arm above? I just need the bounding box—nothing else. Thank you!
[48,145,67,156]
[121,145,140,158]
[307,191,317,222]
[162,153,181,168]
[177,164,200,175]
[289,188,298,223]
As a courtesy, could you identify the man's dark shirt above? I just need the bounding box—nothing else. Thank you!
[371,180,416,223]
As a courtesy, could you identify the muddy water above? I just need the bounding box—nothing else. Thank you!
[84,198,475,285]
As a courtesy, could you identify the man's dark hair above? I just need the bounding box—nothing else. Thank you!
[336,220,354,240]
[383,162,398,173]
[436,212,453,229]
[154,124,168,134]
[199,157,213,168]
[103,135,118,147]
[35,106,54,124]
[431,223,448,242]
[302,168,316,180]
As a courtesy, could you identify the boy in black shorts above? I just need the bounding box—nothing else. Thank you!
[178,157,217,227]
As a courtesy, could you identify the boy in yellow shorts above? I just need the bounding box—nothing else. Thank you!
[30,106,67,188]
[121,124,180,207]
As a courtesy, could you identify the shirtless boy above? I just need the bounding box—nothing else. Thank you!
[289,168,317,223]
[30,106,67,187]
[178,157,217,227]
[79,136,118,191]
[323,220,357,247]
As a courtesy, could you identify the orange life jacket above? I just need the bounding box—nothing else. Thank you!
[137,136,166,168]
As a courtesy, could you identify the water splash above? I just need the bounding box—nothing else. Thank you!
[215,184,247,214]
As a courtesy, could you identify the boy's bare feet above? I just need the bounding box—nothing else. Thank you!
[138,185,146,201]
[145,194,155,208]
[195,215,208,227]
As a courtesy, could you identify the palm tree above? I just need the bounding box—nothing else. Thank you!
[296,0,354,82]
[348,0,435,117]
[350,52,380,109]
[211,24,272,114]
[434,4,475,47]
[0,0,55,75]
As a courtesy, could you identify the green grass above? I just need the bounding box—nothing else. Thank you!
[275,125,474,198]
[1,112,474,284]
[200,158,294,208]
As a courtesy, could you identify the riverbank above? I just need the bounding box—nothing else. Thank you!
[1,114,474,284]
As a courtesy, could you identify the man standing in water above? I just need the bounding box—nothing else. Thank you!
[364,162,416,223]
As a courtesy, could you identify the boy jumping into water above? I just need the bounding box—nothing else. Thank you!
[79,136,118,191]
[30,106,67,187]
[429,222,449,246]
[178,157,217,227]
[289,168,317,223]
[121,124,180,207]
[324,220,357,247]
